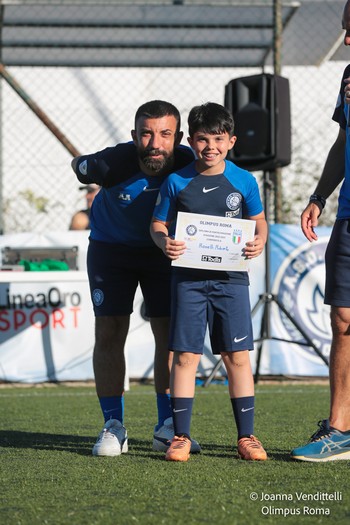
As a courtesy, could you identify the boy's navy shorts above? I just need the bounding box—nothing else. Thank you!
[325,219,350,307]
[169,274,253,354]
[87,239,171,317]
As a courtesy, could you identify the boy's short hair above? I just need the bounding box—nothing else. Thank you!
[135,100,181,134]
[188,102,235,137]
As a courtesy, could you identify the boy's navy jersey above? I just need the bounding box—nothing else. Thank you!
[153,159,263,283]
[74,142,194,245]
[332,63,350,220]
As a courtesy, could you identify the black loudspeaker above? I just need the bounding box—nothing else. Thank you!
[224,74,291,172]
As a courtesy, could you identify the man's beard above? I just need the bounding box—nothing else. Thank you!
[138,148,174,174]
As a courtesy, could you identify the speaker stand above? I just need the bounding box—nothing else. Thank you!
[202,170,329,387]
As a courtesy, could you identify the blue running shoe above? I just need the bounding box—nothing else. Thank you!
[291,419,350,462]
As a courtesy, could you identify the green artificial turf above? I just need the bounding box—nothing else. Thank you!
[0,383,349,525]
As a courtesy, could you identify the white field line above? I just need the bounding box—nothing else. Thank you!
[0,387,328,398]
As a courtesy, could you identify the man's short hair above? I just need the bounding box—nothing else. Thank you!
[188,102,235,138]
[134,100,181,134]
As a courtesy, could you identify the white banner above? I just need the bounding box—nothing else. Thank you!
[0,227,331,382]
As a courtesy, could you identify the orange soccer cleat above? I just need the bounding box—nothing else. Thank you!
[165,435,191,462]
[237,435,268,461]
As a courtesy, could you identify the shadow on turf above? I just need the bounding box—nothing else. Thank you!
[0,432,292,461]
[0,430,93,455]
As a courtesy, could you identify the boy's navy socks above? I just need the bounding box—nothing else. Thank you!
[171,397,194,437]
[156,393,172,429]
[99,395,124,424]
[231,396,255,439]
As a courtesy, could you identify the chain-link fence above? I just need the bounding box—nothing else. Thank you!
[0,0,347,233]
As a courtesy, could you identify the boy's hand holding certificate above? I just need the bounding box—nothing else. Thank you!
[172,211,255,271]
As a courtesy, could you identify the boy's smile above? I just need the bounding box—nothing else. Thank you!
[188,131,236,175]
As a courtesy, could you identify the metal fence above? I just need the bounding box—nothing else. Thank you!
[0,0,347,233]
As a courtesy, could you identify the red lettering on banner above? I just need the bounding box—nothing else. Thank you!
[30,309,49,329]
[0,311,10,331]
[52,308,65,328]
[0,307,82,331]
[14,310,26,330]
[70,307,80,328]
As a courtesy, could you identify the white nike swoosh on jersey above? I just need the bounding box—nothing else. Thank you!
[202,186,219,193]
[234,335,248,343]
[241,407,254,412]
[143,186,160,192]
[173,408,188,413]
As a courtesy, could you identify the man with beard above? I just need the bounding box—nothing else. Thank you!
[71,100,200,457]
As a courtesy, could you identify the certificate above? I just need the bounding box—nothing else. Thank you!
[172,212,255,271]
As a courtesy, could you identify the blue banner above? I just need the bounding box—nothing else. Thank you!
[252,224,332,376]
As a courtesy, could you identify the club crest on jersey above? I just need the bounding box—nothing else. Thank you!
[78,159,88,175]
[232,229,242,244]
[226,192,241,211]
[92,288,104,306]
[271,239,331,363]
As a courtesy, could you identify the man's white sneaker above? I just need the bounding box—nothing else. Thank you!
[92,419,128,457]
[153,417,174,451]
[152,417,201,453]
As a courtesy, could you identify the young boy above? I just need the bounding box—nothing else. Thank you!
[150,102,268,462]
